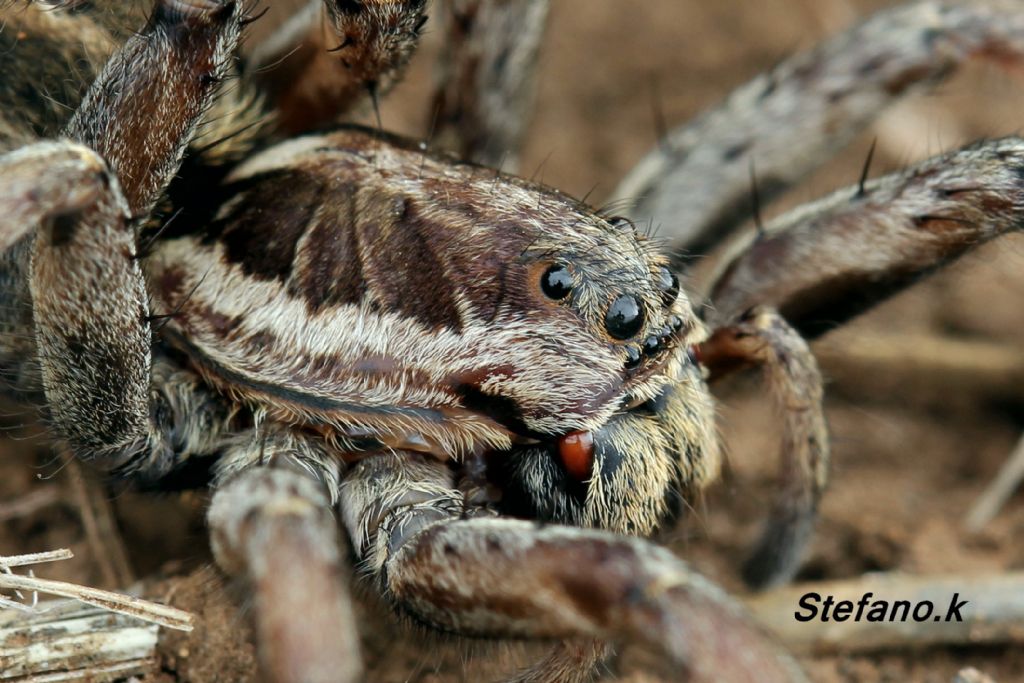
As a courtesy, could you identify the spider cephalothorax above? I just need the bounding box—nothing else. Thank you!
[1,1,1022,682]
[146,126,718,536]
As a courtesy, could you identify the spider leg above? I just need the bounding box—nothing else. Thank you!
[0,1,261,179]
[0,142,114,400]
[612,0,1024,258]
[64,0,243,217]
[340,451,806,683]
[700,140,1024,573]
[430,0,549,168]
[0,1,243,477]
[0,149,227,454]
[209,447,361,683]
[0,142,231,476]
[247,0,428,135]
[697,308,827,590]
[705,137,1024,339]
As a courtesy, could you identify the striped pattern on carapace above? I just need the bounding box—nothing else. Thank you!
[146,127,708,461]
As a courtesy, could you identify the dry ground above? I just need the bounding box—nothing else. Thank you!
[3,0,1024,681]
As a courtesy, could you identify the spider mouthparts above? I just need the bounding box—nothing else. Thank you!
[557,430,594,481]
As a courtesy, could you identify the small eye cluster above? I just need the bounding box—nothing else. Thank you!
[541,263,683,370]
[623,266,683,369]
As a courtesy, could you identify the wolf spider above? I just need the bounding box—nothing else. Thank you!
[0,0,1022,681]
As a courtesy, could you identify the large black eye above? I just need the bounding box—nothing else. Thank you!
[541,264,572,299]
[657,267,680,307]
[605,294,644,339]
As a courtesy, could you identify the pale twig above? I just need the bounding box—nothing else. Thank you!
[965,433,1024,531]
[0,550,193,631]
[5,661,158,682]
[0,549,69,607]
[0,595,36,612]
[0,573,192,631]
[955,668,998,683]
[0,600,160,680]
[0,548,73,569]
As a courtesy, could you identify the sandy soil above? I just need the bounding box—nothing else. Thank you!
[3,1,1024,681]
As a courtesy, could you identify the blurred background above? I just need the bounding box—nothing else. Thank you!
[3,1,1024,681]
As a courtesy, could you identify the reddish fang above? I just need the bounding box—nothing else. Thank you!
[558,430,594,480]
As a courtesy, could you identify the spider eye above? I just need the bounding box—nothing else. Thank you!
[605,294,644,340]
[541,264,572,300]
[608,215,635,231]
[657,267,680,307]
[642,335,662,355]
